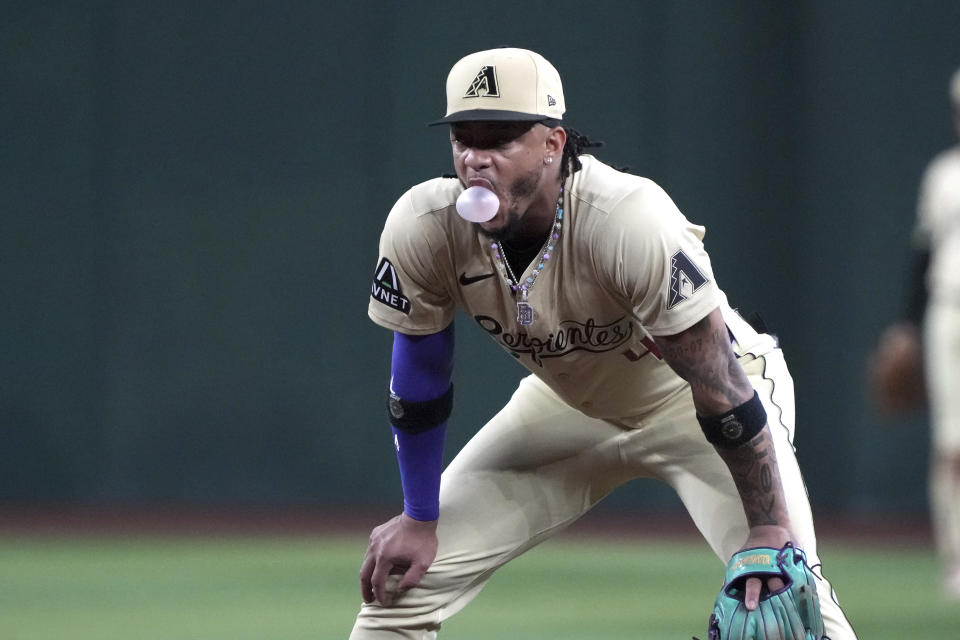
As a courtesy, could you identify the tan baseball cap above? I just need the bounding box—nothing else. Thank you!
[429,48,565,125]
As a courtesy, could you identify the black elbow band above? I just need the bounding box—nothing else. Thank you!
[387,384,454,433]
[697,391,767,449]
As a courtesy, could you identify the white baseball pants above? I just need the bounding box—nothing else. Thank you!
[350,346,857,639]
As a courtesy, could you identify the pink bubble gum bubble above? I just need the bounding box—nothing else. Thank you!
[455,186,500,222]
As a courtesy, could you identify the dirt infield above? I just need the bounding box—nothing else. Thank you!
[0,505,933,545]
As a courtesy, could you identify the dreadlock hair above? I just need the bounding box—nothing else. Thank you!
[560,126,604,180]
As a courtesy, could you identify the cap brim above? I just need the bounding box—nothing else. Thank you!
[427,109,561,126]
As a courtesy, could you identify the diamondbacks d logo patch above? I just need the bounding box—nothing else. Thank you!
[371,258,411,314]
[666,250,709,309]
[464,65,499,98]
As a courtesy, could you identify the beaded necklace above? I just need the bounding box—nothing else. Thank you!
[489,187,564,326]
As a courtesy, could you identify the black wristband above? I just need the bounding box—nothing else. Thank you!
[697,391,767,449]
[387,383,454,433]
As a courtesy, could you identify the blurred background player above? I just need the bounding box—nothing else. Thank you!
[869,67,960,598]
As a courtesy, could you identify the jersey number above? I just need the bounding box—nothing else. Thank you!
[622,336,663,361]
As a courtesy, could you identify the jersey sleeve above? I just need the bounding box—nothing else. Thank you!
[368,189,456,335]
[597,179,723,336]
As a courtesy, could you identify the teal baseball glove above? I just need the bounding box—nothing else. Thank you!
[695,543,825,640]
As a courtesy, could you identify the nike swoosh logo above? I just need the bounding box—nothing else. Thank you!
[459,271,496,286]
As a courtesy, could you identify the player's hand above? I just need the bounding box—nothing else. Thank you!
[739,525,791,610]
[359,512,438,606]
[868,322,925,415]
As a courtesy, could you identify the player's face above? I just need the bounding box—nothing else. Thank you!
[449,122,551,241]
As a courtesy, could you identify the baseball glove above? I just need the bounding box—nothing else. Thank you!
[867,322,925,415]
[694,543,825,640]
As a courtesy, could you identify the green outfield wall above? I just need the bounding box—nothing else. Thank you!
[3,1,959,513]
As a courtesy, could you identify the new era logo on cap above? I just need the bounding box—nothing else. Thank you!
[429,48,566,125]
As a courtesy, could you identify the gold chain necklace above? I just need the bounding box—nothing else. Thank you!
[489,187,564,326]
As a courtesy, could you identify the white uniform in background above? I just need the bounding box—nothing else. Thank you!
[915,71,960,594]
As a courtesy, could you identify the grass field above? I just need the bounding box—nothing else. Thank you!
[1,531,958,639]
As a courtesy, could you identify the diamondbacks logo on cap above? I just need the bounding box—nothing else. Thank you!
[464,65,499,98]
[371,257,411,314]
[666,250,709,309]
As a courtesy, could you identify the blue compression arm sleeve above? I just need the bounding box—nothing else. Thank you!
[390,325,454,521]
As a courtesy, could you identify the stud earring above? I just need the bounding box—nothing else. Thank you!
[545,157,553,165]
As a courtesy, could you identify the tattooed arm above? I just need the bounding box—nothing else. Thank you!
[654,307,792,607]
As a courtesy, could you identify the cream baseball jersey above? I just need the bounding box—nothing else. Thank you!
[916,147,960,301]
[369,155,740,420]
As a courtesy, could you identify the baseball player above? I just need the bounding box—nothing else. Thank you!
[870,67,960,598]
[354,48,857,639]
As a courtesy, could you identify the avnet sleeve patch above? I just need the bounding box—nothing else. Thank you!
[371,257,411,315]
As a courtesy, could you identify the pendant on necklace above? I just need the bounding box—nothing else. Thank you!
[517,301,534,325]
[516,287,534,325]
